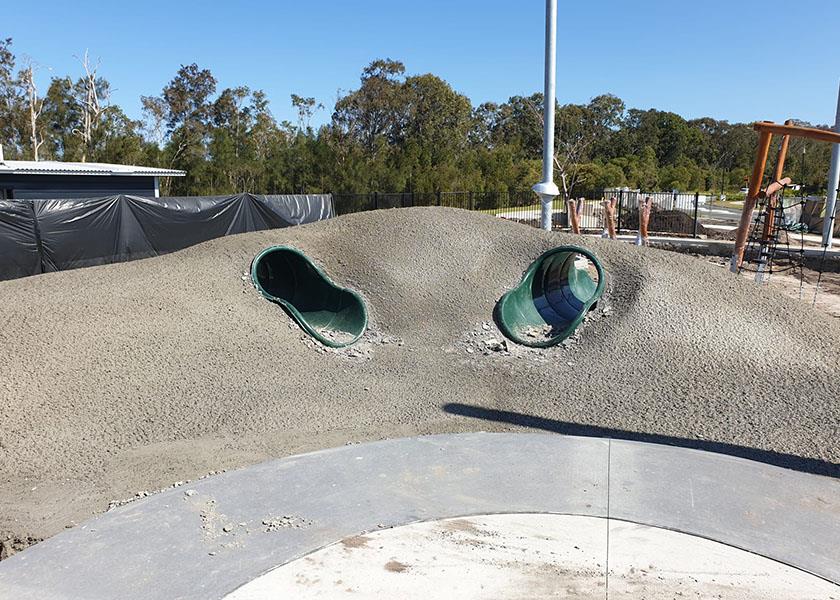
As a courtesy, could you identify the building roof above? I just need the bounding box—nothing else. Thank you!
[0,160,185,177]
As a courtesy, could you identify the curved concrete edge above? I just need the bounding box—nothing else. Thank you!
[0,432,838,599]
[607,439,840,584]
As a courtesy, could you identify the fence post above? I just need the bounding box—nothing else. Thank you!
[617,190,624,234]
[436,191,441,206]
[373,191,378,210]
[692,191,700,238]
[469,191,474,211]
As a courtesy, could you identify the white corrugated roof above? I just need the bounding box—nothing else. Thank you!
[0,160,185,177]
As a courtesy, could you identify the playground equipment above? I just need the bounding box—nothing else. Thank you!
[601,197,618,240]
[636,197,652,246]
[731,120,840,272]
[251,246,367,347]
[496,246,605,347]
[567,199,582,234]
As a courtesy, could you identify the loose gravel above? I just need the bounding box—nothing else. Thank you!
[1,206,839,551]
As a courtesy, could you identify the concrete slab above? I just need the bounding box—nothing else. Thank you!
[226,514,608,599]
[0,433,837,599]
[224,515,839,600]
[607,519,839,599]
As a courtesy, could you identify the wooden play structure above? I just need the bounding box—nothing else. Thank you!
[567,198,582,234]
[637,197,652,246]
[601,197,618,240]
[731,120,840,272]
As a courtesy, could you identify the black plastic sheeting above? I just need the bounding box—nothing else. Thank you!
[0,193,333,281]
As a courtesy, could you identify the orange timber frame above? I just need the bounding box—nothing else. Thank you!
[731,121,840,271]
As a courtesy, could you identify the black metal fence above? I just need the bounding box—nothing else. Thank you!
[333,191,537,214]
[333,190,744,239]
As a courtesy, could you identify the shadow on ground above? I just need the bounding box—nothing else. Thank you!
[442,402,840,479]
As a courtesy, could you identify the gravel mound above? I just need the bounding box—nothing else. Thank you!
[2,206,839,545]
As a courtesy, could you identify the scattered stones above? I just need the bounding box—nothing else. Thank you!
[483,338,507,353]
[521,324,555,339]
[454,318,591,361]
[320,328,358,346]
[262,515,313,531]
[106,471,227,511]
[199,499,226,541]
[0,534,43,561]
[296,325,404,360]
[450,297,620,361]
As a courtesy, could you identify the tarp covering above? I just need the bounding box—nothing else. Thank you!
[0,193,333,281]
[0,200,41,279]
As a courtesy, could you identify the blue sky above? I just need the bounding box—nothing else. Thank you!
[6,0,839,128]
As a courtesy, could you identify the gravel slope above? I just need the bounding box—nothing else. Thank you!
[1,206,838,546]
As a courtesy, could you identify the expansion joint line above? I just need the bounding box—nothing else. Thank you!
[605,438,612,599]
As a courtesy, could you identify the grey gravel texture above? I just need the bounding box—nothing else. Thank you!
[1,206,839,547]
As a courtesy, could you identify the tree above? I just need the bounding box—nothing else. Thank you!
[0,38,24,158]
[19,62,45,161]
[41,76,82,160]
[332,59,406,154]
[72,50,105,162]
[0,44,834,198]
[140,95,168,147]
[290,94,322,132]
[143,63,217,193]
[398,73,473,191]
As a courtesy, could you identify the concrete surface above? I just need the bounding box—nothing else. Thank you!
[0,433,837,599]
[226,514,839,600]
[3,206,840,549]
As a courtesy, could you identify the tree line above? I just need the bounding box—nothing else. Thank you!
[0,38,833,198]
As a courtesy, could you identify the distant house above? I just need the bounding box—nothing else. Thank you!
[0,151,185,200]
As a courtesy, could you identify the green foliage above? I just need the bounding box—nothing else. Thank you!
[0,40,835,197]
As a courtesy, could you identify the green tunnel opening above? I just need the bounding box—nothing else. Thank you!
[251,246,368,347]
[496,246,605,348]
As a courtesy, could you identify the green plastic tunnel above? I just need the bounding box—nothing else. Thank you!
[251,246,368,347]
[496,246,605,348]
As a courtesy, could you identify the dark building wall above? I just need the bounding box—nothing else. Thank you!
[0,174,156,199]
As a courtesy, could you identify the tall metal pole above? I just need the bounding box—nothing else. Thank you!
[533,0,560,231]
[822,81,840,248]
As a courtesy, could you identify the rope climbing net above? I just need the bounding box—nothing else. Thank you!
[738,185,808,296]
[738,180,839,307]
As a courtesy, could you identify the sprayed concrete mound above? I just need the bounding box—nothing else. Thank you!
[1,206,840,549]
